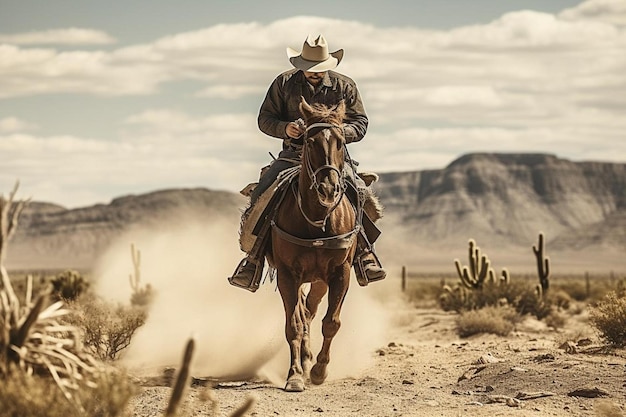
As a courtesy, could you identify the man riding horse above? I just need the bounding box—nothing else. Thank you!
[229,34,386,291]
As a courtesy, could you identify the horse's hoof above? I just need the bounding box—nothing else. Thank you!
[310,363,328,385]
[284,377,305,392]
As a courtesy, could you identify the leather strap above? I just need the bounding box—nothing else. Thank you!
[271,220,359,249]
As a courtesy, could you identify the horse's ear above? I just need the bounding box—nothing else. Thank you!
[299,96,314,120]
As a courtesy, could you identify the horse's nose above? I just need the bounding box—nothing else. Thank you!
[319,182,335,198]
[318,179,340,202]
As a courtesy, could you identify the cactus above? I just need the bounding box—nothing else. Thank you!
[532,232,550,294]
[163,338,256,417]
[0,181,28,267]
[500,268,510,285]
[439,284,471,312]
[129,243,153,307]
[454,239,495,290]
[165,338,195,417]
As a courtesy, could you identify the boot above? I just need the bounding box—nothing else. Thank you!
[228,257,263,292]
[354,250,386,287]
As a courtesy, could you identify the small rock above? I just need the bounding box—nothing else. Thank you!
[458,365,487,382]
[533,353,555,362]
[475,353,501,364]
[515,391,555,400]
[506,398,522,408]
[314,407,324,412]
[402,380,414,385]
[567,387,610,398]
[559,341,578,354]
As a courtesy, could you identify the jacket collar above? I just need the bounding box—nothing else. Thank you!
[297,70,333,89]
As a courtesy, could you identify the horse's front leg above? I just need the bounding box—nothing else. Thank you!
[278,271,307,392]
[302,281,328,380]
[311,264,350,385]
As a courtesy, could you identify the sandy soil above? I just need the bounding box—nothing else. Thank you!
[128,302,626,417]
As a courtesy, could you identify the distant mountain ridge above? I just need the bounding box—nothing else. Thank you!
[9,188,246,269]
[7,153,626,270]
[374,153,626,249]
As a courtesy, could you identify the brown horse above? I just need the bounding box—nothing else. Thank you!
[266,97,359,392]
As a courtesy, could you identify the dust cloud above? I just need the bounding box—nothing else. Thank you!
[92,212,398,386]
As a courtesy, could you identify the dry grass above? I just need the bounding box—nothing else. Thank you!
[1,268,100,405]
[455,305,521,338]
[0,363,136,417]
[589,291,626,347]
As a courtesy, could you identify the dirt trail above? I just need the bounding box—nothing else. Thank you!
[129,304,626,417]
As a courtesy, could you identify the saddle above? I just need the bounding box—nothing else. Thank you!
[238,168,383,260]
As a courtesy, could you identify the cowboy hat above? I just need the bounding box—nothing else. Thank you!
[286,34,344,72]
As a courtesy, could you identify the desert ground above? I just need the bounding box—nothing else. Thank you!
[9,210,623,417]
[125,284,626,417]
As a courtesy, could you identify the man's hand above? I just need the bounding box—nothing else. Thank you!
[286,121,304,139]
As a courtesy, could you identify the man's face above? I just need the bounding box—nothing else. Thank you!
[304,71,325,86]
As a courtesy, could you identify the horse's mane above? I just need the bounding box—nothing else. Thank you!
[303,102,345,125]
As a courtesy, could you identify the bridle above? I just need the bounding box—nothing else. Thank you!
[296,122,348,230]
[270,120,361,249]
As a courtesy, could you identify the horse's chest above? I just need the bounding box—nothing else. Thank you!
[288,250,350,277]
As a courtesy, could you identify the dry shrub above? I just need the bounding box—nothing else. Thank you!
[513,285,553,319]
[589,291,626,347]
[547,289,571,311]
[1,271,101,405]
[439,280,555,319]
[0,364,136,417]
[455,306,520,338]
[544,310,567,330]
[65,294,146,361]
[51,269,90,301]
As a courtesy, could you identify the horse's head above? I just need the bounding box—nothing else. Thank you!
[299,97,347,208]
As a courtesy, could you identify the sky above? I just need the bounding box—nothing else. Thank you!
[1,0,625,208]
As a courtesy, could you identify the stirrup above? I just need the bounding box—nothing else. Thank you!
[354,250,386,287]
[228,258,263,292]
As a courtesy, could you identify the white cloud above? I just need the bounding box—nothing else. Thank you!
[1,12,624,105]
[196,84,265,99]
[560,0,626,26]
[0,110,279,207]
[350,125,626,175]
[440,10,619,49]
[0,116,36,133]
[0,44,169,97]
[124,109,258,137]
[0,28,116,45]
[1,7,625,206]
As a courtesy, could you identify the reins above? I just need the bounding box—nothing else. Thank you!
[299,122,347,230]
[271,120,360,248]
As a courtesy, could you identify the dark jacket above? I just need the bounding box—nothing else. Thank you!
[257,69,368,146]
